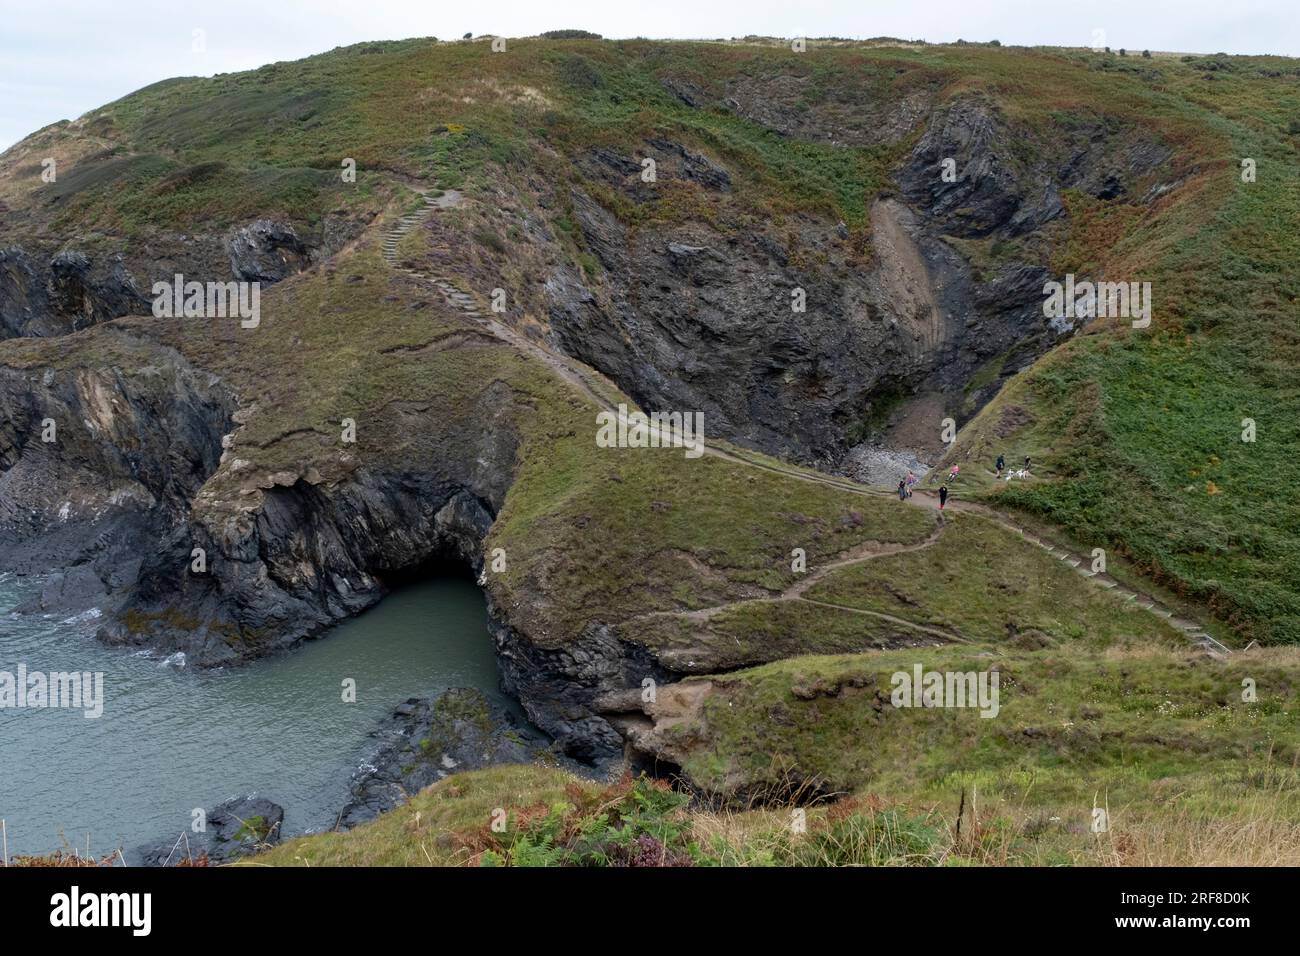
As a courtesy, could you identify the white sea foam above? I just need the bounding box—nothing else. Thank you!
[60,607,103,626]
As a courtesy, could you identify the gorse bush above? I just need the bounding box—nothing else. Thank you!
[541,30,603,40]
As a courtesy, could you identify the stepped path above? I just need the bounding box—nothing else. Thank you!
[913,491,1230,658]
[380,187,626,413]
[378,190,1228,659]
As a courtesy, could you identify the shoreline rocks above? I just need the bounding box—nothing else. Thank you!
[136,795,284,866]
[337,687,550,828]
[134,688,551,864]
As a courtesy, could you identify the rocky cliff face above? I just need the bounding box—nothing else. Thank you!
[0,213,368,633]
[0,344,235,614]
[226,219,312,282]
[1,216,358,341]
[899,97,1171,237]
[549,184,933,465]
[98,477,501,665]
[1,246,148,338]
[487,610,673,764]
[537,97,1175,468]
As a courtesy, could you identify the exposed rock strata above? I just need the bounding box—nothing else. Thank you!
[540,100,1172,468]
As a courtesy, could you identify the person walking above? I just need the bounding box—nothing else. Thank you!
[898,479,908,501]
[938,485,948,511]
[996,454,1005,477]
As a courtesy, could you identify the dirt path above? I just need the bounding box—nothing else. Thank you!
[912,490,1230,657]
[623,522,961,646]
[784,523,947,599]
[380,186,629,412]
[376,189,1227,659]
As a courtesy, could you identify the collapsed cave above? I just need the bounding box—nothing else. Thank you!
[543,97,1174,476]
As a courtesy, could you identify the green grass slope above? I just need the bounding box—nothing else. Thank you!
[931,55,1300,644]
[253,642,1300,867]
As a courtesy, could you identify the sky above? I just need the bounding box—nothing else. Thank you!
[2,0,1298,151]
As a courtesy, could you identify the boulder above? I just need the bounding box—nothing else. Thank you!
[227,219,309,283]
[137,795,284,866]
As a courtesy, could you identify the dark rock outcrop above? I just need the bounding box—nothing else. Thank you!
[0,353,236,615]
[577,137,731,203]
[339,688,547,827]
[489,615,674,765]
[226,219,309,283]
[660,77,705,108]
[1,246,148,338]
[645,138,731,192]
[137,795,284,866]
[899,97,1064,239]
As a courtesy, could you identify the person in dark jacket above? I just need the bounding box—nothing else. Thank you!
[898,479,908,500]
[996,454,1005,477]
[939,485,948,510]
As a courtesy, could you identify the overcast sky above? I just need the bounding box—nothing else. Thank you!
[3,0,1297,151]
